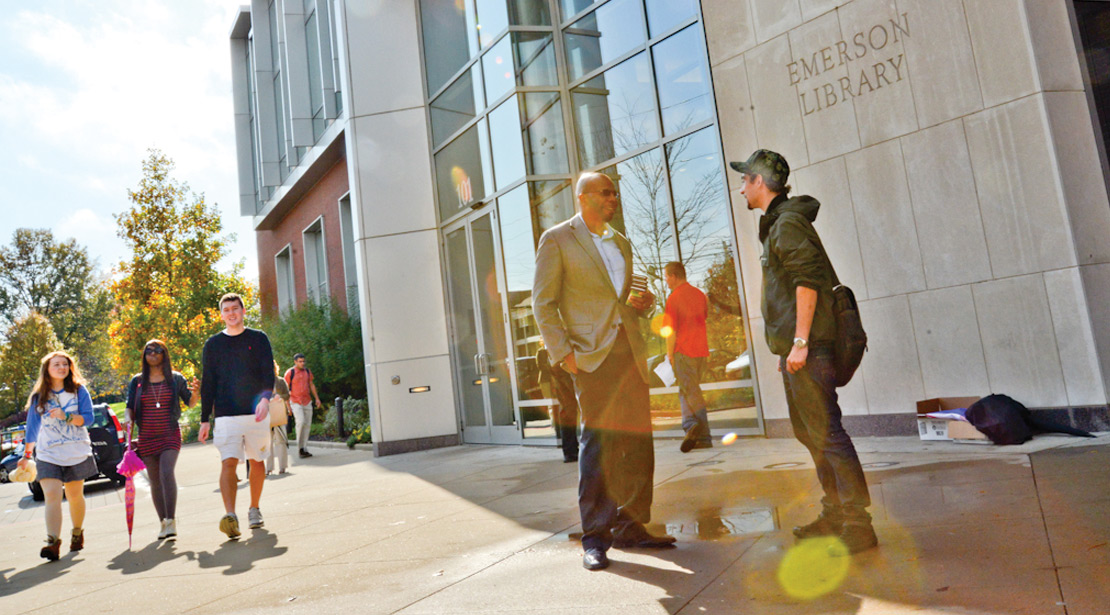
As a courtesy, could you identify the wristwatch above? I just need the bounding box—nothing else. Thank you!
[793,337,808,349]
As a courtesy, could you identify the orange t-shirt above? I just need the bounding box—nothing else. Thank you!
[286,368,314,405]
[664,282,709,358]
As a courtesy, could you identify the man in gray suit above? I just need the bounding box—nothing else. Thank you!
[533,172,676,571]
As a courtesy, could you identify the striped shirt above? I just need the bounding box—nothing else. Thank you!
[137,380,181,457]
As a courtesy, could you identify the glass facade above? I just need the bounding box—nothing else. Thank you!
[241,0,344,215]
[420,0,756,442]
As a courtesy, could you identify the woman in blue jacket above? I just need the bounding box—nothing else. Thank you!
[17,351,96,561]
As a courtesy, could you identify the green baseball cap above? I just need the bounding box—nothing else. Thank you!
[729,149,790,185]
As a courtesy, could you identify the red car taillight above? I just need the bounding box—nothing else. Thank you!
[111,413,126,445]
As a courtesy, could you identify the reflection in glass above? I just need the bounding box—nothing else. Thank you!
[434,120,493,221]
[508,0,551,26]
[446,227,487,428]
[514,33,559,87]
[430,65,485,147]
[482,35,516,104]
[667,128,746,388]
[559,0,598,22]
[645,0,698,38]
[486,33,560,104]
[421,0,479,95]
[653,25,713,135]
[564,0,646,81]
[599,148,675,361]
[498,181,574,403]
[475,0,509,48]
[470,214,516,426]
[572,53,659,168]
[488,96,526,190]
[521,92,569,176]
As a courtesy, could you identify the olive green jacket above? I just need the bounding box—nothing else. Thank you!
[759,194,838,357]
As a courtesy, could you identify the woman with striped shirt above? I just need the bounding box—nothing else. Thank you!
[125,339,198,541]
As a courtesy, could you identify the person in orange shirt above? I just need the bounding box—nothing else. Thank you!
[284,353,322,458]
[663,261,712,453]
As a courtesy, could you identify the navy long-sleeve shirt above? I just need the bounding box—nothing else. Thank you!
[200,328,274,423]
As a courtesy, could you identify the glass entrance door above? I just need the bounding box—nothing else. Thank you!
[444,207,520,444]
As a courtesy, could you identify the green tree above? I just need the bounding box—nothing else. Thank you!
[0,229,123,399]
[263,299,367,403]
[110,150,257,378]
[0,312,64,417]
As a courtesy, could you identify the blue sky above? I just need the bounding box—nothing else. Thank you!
[0,0,257,280]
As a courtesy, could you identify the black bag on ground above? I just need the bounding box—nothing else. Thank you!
[966,394,1034,445]
[966,394,1095,445]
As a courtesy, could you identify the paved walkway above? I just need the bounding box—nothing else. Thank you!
[1,433,1107,614]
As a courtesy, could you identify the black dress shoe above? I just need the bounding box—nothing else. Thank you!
[612,526,677,549]
[583,548,609,570]
[563,456,578,463]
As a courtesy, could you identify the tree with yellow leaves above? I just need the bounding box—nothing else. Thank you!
[110,150,256,378]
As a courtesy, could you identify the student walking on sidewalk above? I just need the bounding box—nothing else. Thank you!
[284,353,322,458]
[18,351,97,561]
[268,361,293,475]
[124,339,199,541]
[198,293,275,540]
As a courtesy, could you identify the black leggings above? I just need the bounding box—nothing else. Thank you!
[142,449,179,520]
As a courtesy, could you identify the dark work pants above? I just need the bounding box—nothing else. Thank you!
[675,353,710,443]
[574,330,654,552]
[551,369,580,460]
[780,349,871,523]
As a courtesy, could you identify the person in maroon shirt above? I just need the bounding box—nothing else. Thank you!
[663,262,712,452]
[125,339,199,541]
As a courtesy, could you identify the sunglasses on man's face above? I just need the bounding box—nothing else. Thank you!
[145,347,165,355]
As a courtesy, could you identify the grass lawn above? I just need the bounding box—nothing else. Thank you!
[108,401,126,420]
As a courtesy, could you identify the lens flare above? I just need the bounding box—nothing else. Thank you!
[777,537,852,600]
[651,313,674,337]
[721,432,738,445]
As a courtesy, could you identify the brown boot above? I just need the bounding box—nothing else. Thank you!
[70,528,85,552]
[40,535,62,561]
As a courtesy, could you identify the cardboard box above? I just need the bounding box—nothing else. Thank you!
[916,397,989,442]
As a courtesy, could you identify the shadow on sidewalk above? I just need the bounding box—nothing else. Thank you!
[195,528,288,575]
[107,540,197,575]
[0,551,82,597]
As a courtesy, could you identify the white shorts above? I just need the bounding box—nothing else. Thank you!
[213,415,270,462]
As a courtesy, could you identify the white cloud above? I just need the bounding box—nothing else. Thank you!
[0,0,258,282]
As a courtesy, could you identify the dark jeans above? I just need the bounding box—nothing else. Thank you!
[551,369,580,460]
[675,353,709,442]
[574,330,654,552]
[780,349,871,523]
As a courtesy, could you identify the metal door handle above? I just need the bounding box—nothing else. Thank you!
[473,353,482,375]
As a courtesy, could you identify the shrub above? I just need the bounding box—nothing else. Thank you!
[347,423,373,448]
[263,300,367,402]
[321,396,369,439]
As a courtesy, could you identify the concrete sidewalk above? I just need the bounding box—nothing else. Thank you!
[1,432,1108,614]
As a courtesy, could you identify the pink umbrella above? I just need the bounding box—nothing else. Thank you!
[116,424,146,549]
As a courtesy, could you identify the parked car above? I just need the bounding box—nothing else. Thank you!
[0,442,23,483]
[27,404,127,501]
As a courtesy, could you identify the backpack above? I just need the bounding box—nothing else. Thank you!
[807,225,868,387]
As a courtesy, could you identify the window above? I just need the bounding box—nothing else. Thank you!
[302,218,329,303]
[338,194,360,316]
[304,0,326,141]
[1075,1,1110,165]
[275,245,295,315]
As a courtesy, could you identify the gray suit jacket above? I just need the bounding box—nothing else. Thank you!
[532,215,650,384]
